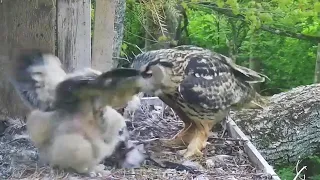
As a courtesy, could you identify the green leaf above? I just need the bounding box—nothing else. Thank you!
[315,2,320,12]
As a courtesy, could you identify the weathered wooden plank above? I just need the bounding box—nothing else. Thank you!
[226,117,281,180]
[92,0,115,71]
[0,0,56,118]
[56,0,91,72]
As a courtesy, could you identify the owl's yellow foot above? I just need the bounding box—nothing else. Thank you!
[161,122,196,148]
[180,120,216,158]
[179,132,206,158]
[178,148,203,158]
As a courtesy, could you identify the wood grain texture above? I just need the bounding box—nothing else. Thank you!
[57,0,91,72]
[231,84,320,165]
[92,0,115,71]
[0,0,56,118]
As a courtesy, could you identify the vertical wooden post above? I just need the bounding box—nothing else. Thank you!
[57,0,92,72]
[92,0,115,72]
[0,0,56,118]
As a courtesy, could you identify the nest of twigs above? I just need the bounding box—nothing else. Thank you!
[0,99,273,180]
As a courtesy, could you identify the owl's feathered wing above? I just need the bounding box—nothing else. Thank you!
[10,49,143,112]
[177,51,267,111]
[133,45,269,111]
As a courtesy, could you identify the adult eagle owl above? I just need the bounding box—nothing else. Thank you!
[132,45,268,158]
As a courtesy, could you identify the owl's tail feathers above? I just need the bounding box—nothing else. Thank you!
[232,64,270,84]
[9,48,67,111]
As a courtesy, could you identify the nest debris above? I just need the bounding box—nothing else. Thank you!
[0,101,274,180]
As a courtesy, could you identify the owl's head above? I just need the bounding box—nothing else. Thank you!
[133,51,175,95]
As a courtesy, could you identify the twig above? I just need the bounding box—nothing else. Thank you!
[123,41,144,53]
[131,138,159,144]
[208,137,248,142]
[294,159,306,180]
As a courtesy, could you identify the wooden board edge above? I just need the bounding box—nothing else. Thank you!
[226,117,281,180]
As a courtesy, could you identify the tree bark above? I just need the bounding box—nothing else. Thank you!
[230,84,320,165]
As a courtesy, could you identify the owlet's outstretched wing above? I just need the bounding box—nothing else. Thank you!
[10,49,67,111]
[10,48,146,112]
[54,67,143,111]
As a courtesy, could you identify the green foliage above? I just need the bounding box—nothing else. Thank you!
[276,155,320,180]
[187,9,229,53]
[277,166,295,180]
[121,1,145,59]
[185,8,318,95]
[119,0,319,95]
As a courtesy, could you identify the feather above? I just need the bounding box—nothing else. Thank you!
[132,45,269,111]
[10,49,67,111]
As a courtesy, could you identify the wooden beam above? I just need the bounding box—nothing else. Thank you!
[56,0,91,72]
[0,0,56,118]
[226,117,281,180]
[92,0,115,72]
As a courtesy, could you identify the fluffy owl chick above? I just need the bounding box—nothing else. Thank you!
[26,106,129,174]
[132,45,268,158]
[10,49,147,173]
[99,106,146,168]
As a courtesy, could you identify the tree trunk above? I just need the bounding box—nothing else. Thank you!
[230,84,320,166]
[113,0,126,67]
[314,43,320,83]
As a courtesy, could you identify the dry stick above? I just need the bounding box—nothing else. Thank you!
[294,166,307,180]
[294,159,307,180]
[208,137,248,142]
